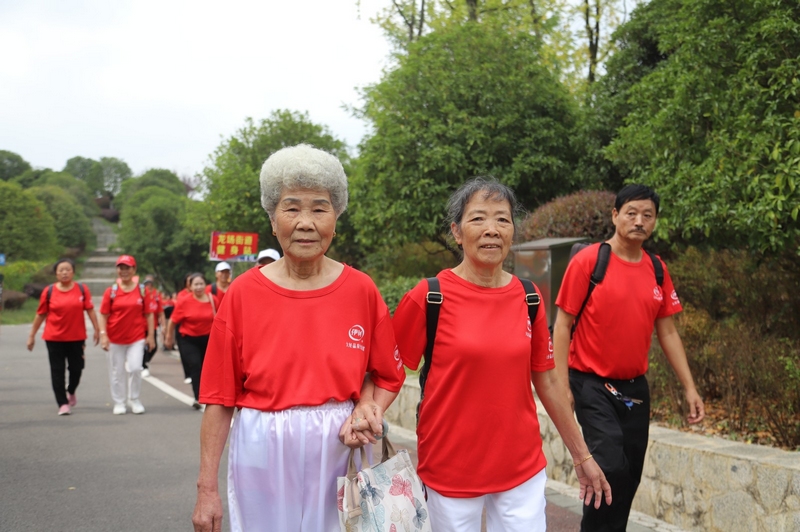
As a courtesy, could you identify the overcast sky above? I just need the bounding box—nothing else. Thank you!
[0,0,392,178]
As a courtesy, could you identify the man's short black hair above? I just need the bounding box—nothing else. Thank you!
[615,184,660,214]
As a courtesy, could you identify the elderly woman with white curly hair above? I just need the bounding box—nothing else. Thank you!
[192,144,405,532]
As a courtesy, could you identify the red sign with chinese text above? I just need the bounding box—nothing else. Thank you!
[209,232,259,262]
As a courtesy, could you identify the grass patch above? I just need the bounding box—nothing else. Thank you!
[0,297,39,325]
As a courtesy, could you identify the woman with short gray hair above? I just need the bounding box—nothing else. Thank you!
[192,144,405,532]
[392,177,611,531]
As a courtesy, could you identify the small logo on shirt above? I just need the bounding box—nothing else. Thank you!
[670,290,681,306]
[526,316,532,339]
[346,325,365,352]
[78,296,84,303]
[547,337,554,360]
[393,345,402,370]
[653,286,663,302]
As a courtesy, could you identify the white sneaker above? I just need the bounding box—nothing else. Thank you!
[141,368,151,378]
[183,377,192,384]
[113,403,126,415]
[128,399,145,414]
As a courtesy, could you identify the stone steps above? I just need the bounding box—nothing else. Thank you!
[79,218,119,295]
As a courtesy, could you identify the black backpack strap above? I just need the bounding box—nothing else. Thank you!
[518,278,541,326]
[571,242,611,338]
[417,277,442,422]
[211,283,217,296]
[646,251,664,286]
[46,284,54,306]
[78,283,85,298]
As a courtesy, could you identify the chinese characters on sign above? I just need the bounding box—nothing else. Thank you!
[209,232,259,262]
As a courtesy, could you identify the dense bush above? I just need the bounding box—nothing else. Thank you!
[363,242,458,283]
[0,181,59,261]
[0,260,53,291]
[521,190,616,243]
[28,186,94,249]
[376,276,420,315]
[648,247,800,449]
[115,169,186,212]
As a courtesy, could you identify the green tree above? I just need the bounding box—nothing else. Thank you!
[196,110,349,252]
[115,168,185,212]
[573,0,675,192]
[99,157,132,197]
[605,0,800,255]
[36,171,100,217]
[0,181,59,260]
[0,150,32,182]
[117,193,208,292]
[11,168,50,189]
[351,24,578,252]
[28,185,93,249]
[64,156,105,197]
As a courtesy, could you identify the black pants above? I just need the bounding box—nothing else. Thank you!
[569,369,651,532]
[176,329,191,379]
[180,334,209,401]
[45,340,85,407]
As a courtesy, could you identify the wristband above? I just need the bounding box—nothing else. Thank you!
[574,454,593,467]
[99,331,106,334]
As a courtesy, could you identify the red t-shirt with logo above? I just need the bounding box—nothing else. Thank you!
[555,243,682,379]
[200,266,405,411]
[99,285,153,345]
[170,295,216,337]
[36,283,94,342]
[392,270,554,497]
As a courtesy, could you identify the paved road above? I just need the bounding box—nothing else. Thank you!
[1,321,681,531]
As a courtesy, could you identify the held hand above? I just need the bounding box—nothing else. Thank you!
[685,389,705,424]
[575,457,612,509]
[92,330,100,346]
[100,336,110,351]
[164,337,174,351]
[339,413,377,448]
[353,398,384,438]
[26,335,35,351]
[146,335,155,351]
[192,490,224,532]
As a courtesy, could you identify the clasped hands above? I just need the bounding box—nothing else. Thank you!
[339,399,385,449]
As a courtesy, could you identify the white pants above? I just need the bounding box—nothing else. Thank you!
[107,340,144,405]
[228,401,364,532]
[426,468,547,532]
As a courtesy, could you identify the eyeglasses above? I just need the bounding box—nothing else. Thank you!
[604,382,643,410]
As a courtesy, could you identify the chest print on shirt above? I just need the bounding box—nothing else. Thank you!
[346,324,366,352]
[653,286,663,302]
[670,290,681,307]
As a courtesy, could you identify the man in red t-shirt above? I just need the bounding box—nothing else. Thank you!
[206,261,232,302]
[553,184,705,532]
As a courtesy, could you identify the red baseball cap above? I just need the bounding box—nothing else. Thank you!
[116,255,136,268]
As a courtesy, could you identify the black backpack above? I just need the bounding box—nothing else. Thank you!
[416,276,542,421]
[568,242,664,338]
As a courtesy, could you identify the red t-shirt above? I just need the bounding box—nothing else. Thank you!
[36,283,93,342]
[170,295,216,337]
[99,285,153,345]
[555,243,682,379]
[146,287,163,314]
[200,266,405,411]
[205,283,228,303]
[392,270,554,497]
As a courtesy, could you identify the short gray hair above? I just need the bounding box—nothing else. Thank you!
[446,176,523,231]
[260,144,348,218]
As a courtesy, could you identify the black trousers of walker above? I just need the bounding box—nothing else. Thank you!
[569,369,651,532]
[180,334,209,401]
[45,340,85,407]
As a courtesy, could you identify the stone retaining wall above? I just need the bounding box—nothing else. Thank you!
[385,378,800,532]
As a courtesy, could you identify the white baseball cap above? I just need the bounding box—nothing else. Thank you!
[215,261,232,272]
[257,248,281,262]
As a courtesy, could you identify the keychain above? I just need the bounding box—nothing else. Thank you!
[604,382,643,410]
